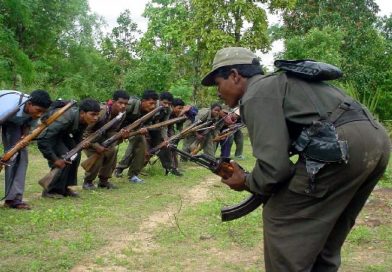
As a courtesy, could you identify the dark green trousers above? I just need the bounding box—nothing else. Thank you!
[149,130,173,170]
[84,147,117,183]
[116,135,147,177]
[263,120,390,272]
[47,141,80,195]
[233,129,244,157]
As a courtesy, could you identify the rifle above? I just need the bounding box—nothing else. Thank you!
[128,115,187,137]
[0,101,76,173]
[148,119,209,155]
[38,111,125,189]
[189,107,239,155]
[79,106,162,171]
[189,121,218,155]
[168,145,267,221]
[213,123,246,142]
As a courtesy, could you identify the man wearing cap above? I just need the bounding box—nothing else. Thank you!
[202,47,390,271]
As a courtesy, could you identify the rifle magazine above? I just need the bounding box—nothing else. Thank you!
[220,194,265,221]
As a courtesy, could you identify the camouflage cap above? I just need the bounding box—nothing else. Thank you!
[201,47,258,86]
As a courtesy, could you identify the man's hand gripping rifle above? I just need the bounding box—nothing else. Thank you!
[38,111,125,189]
[80,106,163,171]
[0,101,76,172]
[213,123,245,142]
[168,145,267,221]
[148,119,211,156]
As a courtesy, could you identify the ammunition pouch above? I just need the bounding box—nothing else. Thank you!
[292,98,373,193]
[293,120,348,164]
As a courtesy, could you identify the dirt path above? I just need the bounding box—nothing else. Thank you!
[71,175,218,272]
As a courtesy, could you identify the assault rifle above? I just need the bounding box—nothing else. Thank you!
[0,101,76,173]
[168,145,267,221]
[80,106,163,171]
[38,111,125,189]
[213,123,245,142]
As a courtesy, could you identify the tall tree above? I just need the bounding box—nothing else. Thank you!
[280,0,392,119]
[140,0,294,104]
[101,9,141,89]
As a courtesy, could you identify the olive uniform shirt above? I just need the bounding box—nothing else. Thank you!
[241,72,346,196]
[37,107,87,193]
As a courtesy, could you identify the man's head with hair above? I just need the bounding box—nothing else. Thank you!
[141,89,159,101]
[172,98,185,117]
[24,89,52,119]
[112,90,130,115]
[210,102,222,119]
[201,47,263,108]
[141,89,158,113]
[79,98,100,125]
[159,91,173,108]
[113,90,130,101]
[172,98,185,107]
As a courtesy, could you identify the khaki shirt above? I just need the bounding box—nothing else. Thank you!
[241,72,347,196]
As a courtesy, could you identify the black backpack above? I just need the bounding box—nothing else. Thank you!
[274,59,343,81]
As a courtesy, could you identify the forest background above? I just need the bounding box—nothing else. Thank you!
[0,0,391,121]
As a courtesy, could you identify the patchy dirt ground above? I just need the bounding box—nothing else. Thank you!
[71,175,221,271]
[340,187,392,272]
[357,187,392,226]
[71,182,392,272]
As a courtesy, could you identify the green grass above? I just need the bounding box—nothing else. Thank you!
[0,136,391,271]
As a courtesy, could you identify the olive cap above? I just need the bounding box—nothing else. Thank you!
[201,47,257,86]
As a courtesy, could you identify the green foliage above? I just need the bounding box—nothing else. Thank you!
[124,51,174,94]
[282,26,344,66]
[336,81,381,115]
[347,225,373,245]
[140,0,293,103]
[280,0,392,120]
[1,0,390,118]
[169,79,194,103]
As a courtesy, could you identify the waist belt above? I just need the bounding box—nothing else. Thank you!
[329,99,378,128]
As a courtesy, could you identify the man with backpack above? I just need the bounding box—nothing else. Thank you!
[201,47,390,271]
[1,90,52,209]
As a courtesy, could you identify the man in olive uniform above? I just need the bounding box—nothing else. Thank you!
[82,90,129,190]
[217,107,239,158]
[1,90,52,209]
[182,103,223,158]
[168,98,198,170]
[232,124,244,159]
[38,99,100,198]
[202,47,391,272]
[147,91,183,176]
[114,90,158,183]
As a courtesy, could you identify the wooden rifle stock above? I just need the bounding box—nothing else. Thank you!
[80,107,165,171]
[39,111,125,189]
[148,119,206,155]
[125,115,188,139]
[0,101,76,173]
[189,115,228,155]
[81,115,186,171]
[168,145,266,221]
[102,106,163,147]
[213,123,245,142]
